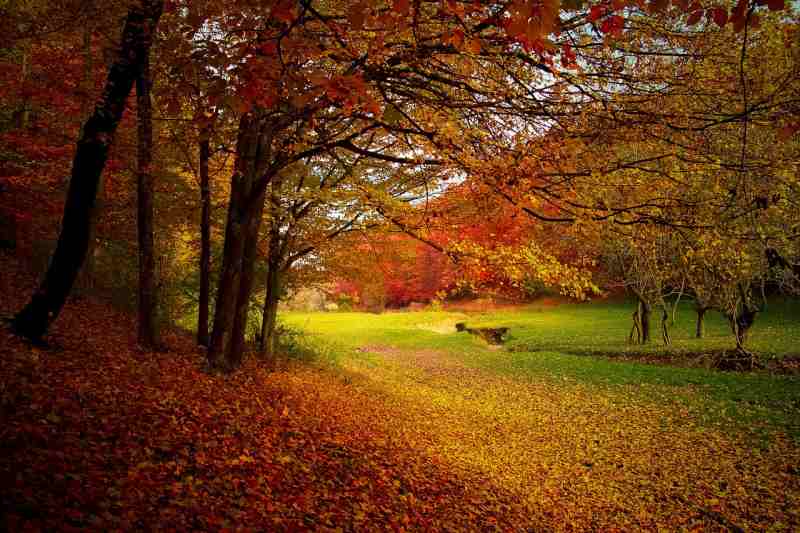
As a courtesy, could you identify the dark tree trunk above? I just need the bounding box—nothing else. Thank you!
[136,50,158,348]
[730,306,757,349]
[16,44,31,129]
[259,226,282,359]
[628,308,641,344]
[11,0,164,342]
[208,113,274,372]
[660,306,670,346]
[197,129,211,347]
[226,188,267,367]
[695,305,709,339]
[259,269,280,359]
[639,299,651,344]
[75,25,98,296]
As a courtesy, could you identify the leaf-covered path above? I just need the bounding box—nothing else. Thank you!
[2,256,799,530]
[336,341,800,531]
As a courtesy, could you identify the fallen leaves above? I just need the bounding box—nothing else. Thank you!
[2,253,799,530]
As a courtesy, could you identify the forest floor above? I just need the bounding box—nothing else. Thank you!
[2,252,800,530]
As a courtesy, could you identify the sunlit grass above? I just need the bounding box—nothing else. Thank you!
[283,300,800,441]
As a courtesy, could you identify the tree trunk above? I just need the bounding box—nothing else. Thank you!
[226,188,267,367]
[695,305,708,339]
[660,306,670,346]
[638,298,651,344]
[11,0,164,342]
[730,306,757,349]
[197,129,211,347]
[136,49,158,348]
[16,44,31,129]
[75,25,99,296]
[208,113,273,372]
[259,228,282,359]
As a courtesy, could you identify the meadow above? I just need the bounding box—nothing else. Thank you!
[284,299,800,441]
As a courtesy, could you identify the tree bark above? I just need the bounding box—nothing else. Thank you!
[136,50,159,348]
[628,308,642,344]
[207,113,274,372]
[638,298,651,344]
[226,186,268,367]
[660,306,671,346]
[730,306,757,349]
[16,43,31,129]
[75,25,99,296]
[259,225,282,359]
[11,0,164,342]
[695,305,708,339]
[197,128,211,347]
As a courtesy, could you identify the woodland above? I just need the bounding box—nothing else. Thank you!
[1,0,799,530]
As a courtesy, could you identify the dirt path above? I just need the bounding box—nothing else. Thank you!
[343,343,800,531]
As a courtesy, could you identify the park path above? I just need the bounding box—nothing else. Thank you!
[337,342,800,531]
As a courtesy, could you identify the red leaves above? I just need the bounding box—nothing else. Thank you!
[730,0,749,31]
[707,7,728,27]
[561,42,578,68]
[778,121,800,141]
[588,5,607,22]
[600,15,625,35]
[756,0,785,10]
[687,9,704,25]
[647,0,670,13]
[271,0,296,24]
[393,0,412,15]
[683,0,783,29]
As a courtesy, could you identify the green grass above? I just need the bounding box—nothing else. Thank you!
[283,301,800,441]
[469,297,800,359]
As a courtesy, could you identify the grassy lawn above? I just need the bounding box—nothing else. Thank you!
[280,303,800,529]
[284,301,800,441]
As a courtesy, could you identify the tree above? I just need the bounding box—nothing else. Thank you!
[12,0,165,342]
[136,40,159,348]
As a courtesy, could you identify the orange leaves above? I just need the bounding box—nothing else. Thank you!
[310,73,379,115]
[505,0,562,44]
[778,121,800,141]
[270,0,296,24]
[393,0,412,16]
[348,2,369,30]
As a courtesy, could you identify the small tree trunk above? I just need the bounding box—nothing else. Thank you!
[660,306,671,346]
[259,230,282,359]
[16,44,31,129]
[197,129,211,347]
[259,266,281,358]
[730,307,757,349]
[638,299,652,344]
[628,309,641,344]
[695,305,708,339]
[136,51,158,348]
[11,0,164,342]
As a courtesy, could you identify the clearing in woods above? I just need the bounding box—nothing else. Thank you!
[285,308,800,530]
